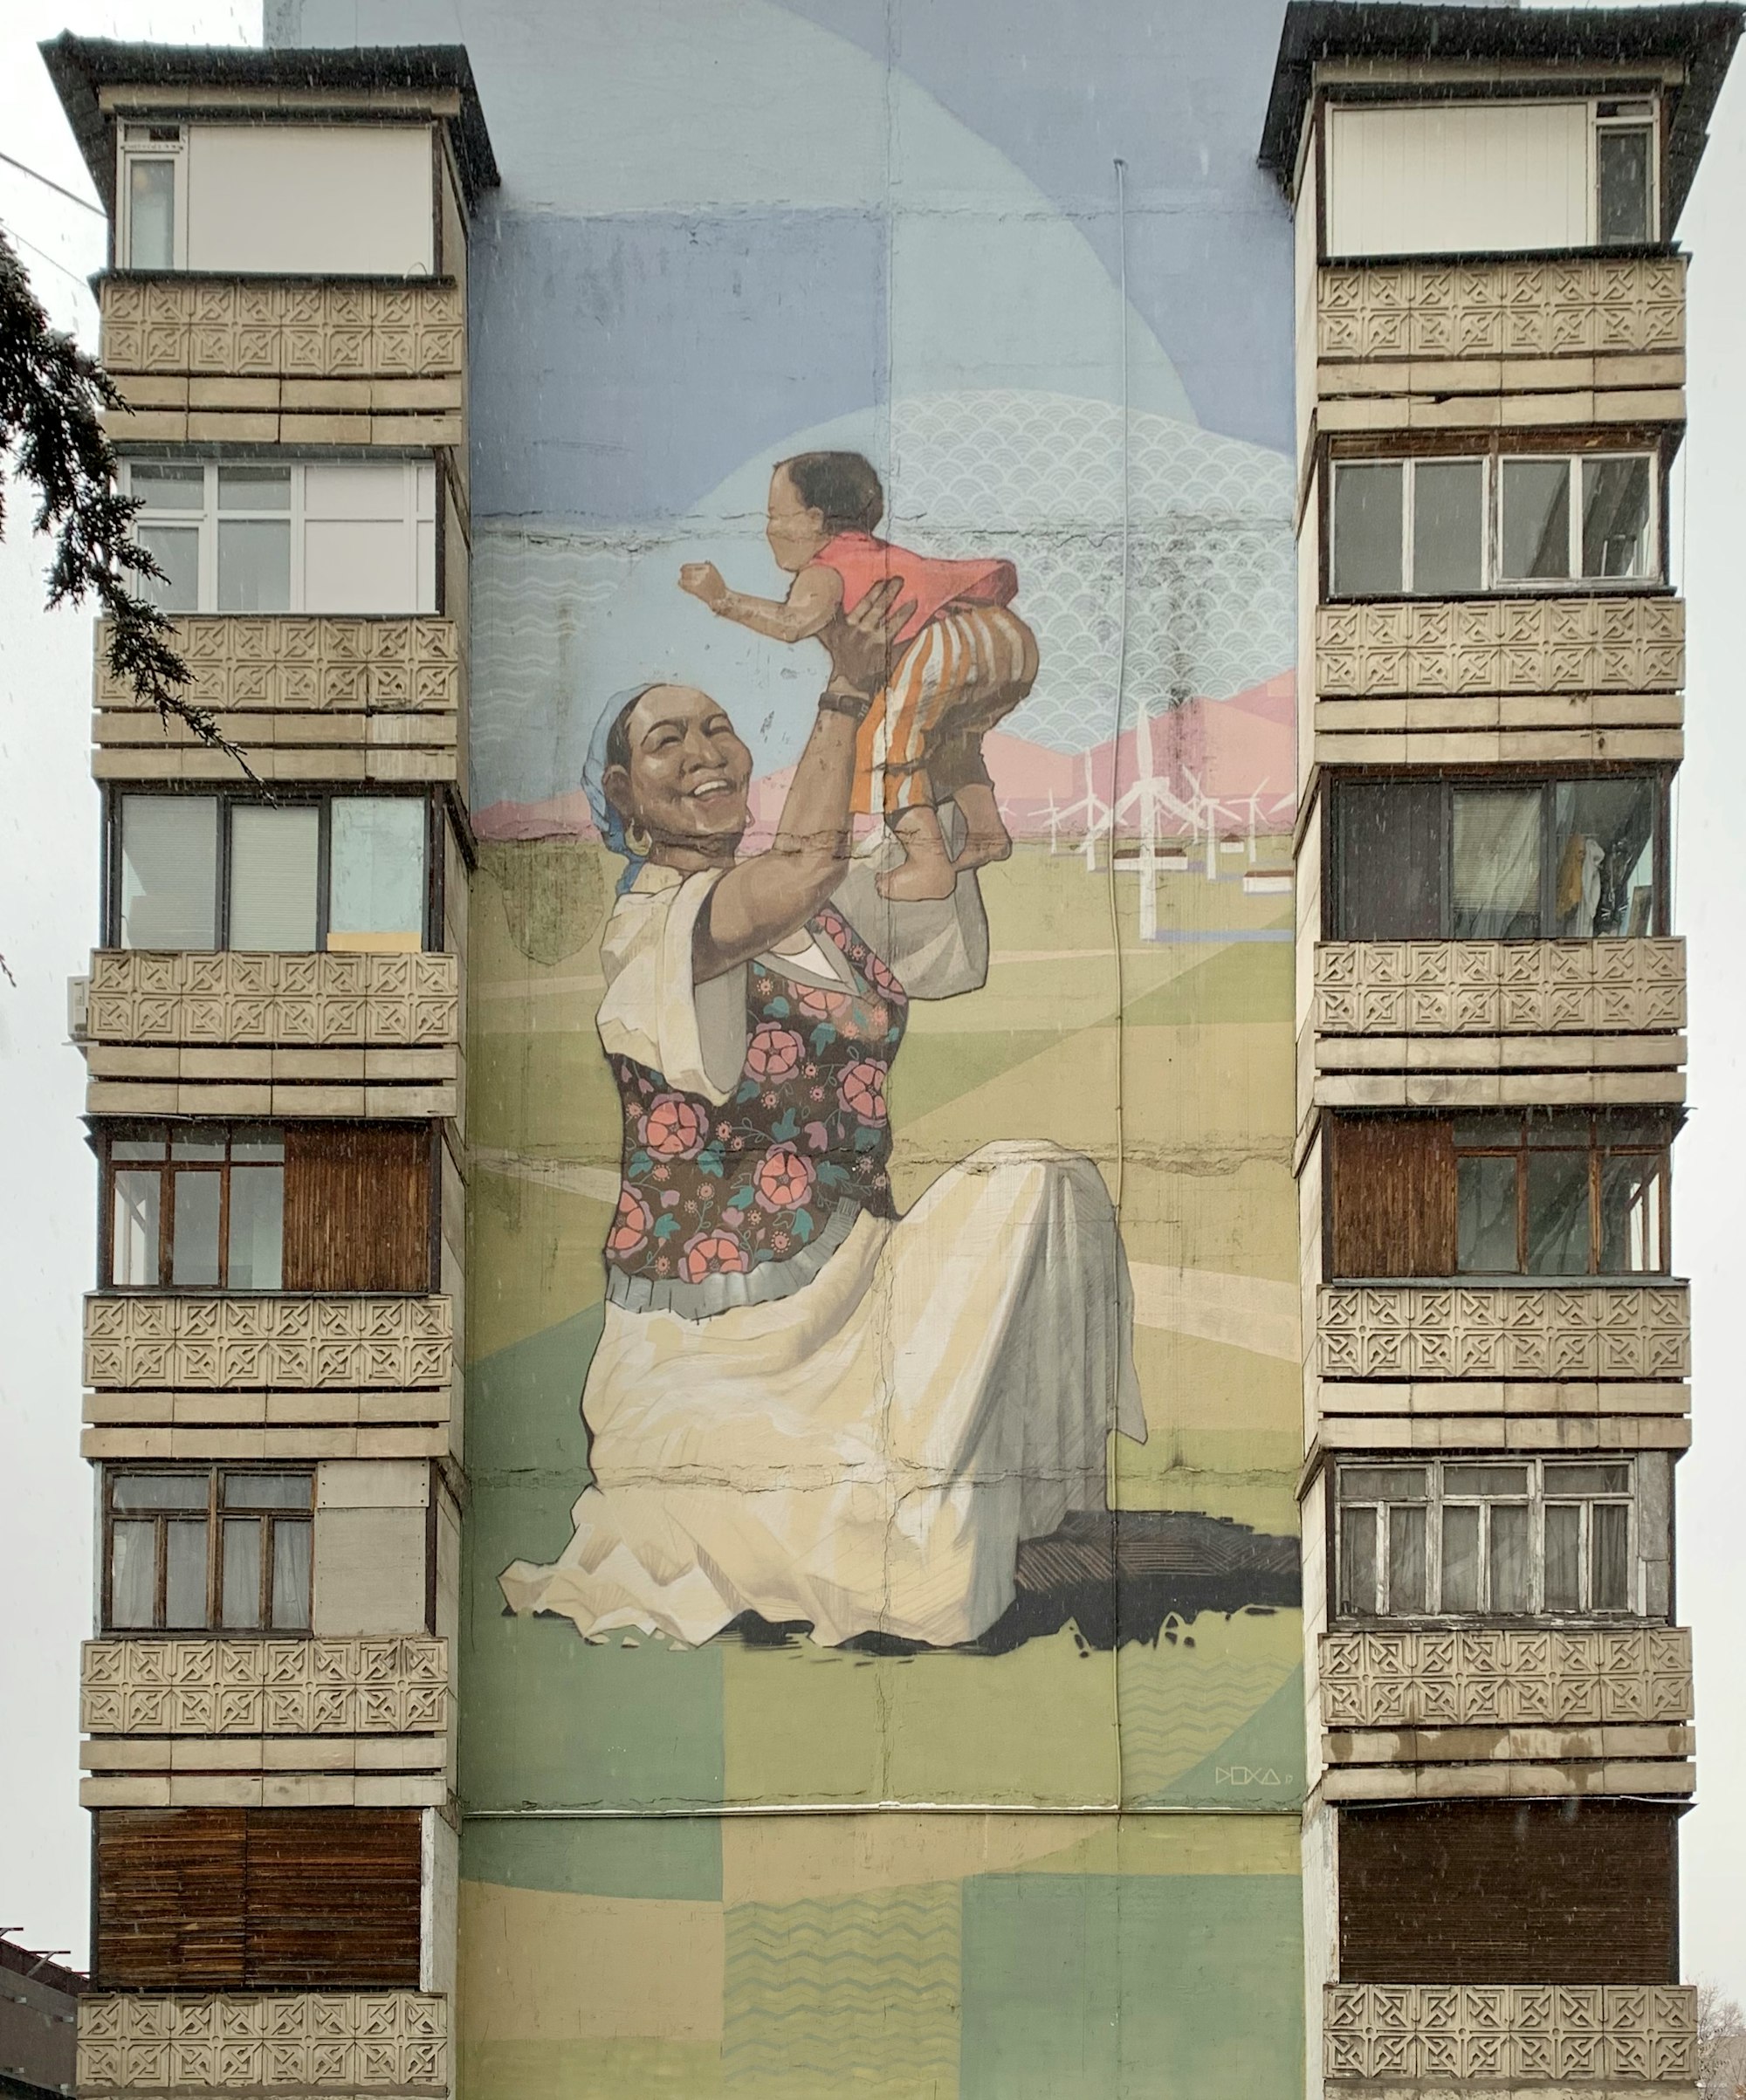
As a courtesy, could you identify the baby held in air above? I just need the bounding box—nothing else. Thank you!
[679,450,1038,901]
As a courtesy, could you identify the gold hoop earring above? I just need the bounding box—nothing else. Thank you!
[625,820,653,858]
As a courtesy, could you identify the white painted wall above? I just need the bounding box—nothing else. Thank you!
[1325,101,1591,258]
[303,459,436,614]
[184,123,434,275]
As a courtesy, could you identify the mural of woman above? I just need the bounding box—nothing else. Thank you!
[498,578,1145,1650]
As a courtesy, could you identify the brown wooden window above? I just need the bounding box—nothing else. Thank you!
[94,1808,422,1990]
[1330,774,1666,941]
[101,1122,433,1293]
[1339,1801,1680,1984]
[1327,1112,1673,1280]
[103,1467,313,1634]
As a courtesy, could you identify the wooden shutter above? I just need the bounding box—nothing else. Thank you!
[94,1810,246,1988]
[283,1124,431,1292]
[1328,1115,1457,1278]
[1340,1802,1679,1983]
[244,1809,422,1988]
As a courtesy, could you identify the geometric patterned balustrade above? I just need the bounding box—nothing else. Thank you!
[1324,1982,1697,2083]
[99,278,464,381]
[77,1993,448,2095]
[81,951,459,1049]
[1314,941,1686,1037]
[1316,596,1685,700]
[1316,1285,1689,1381]
[81,1638,448,1736]
[93,618,460,718]
[83,1295,453,1391]
[1321,1629,1693,1730]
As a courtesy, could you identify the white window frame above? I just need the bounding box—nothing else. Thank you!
[117,122,188,270]
[1334,1455,1641,1621]
[1329,449,1660,599]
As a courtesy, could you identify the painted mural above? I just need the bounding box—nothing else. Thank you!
[278,0,1306,2089]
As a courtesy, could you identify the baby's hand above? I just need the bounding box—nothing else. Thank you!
[679,560,728,611]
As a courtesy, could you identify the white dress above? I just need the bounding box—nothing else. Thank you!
[498,848,1145,1649]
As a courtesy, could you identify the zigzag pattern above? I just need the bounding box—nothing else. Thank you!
[1117,1655,1298,1796]
[723,1888,960,2096]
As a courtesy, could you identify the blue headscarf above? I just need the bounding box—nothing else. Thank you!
[582,683,663,895]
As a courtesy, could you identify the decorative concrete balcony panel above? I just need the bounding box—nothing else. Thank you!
[1316,598,1684,701]
[1324,1982,1695,2084]
[1321,1629,1692,1731]
[1317,253,1686,364]
[94,619,459,717]
[83,1295,453,1392]
[82,1637,448,1737]
[77,1991,446,2096]
[1316,1286,1689,1383]
[82,950,458,1049]
[99,276,464,380]
[1315,942,1685,1039]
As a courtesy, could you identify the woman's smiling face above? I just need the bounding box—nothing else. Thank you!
[607,685,753,854]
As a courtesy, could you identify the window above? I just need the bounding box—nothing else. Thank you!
[1334,1457,1640,1620]
[113,792,432,954]
[1455,1110,1669,1277]
[101,1123,435,1295]
[123,461,436,616]
[1331,774,1663,940]
[1595,101,1658,245]
[119,124,185,269]
[104,1468,313,1632]
[1330,451,1656,598]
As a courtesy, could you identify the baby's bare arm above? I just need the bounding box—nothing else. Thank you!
[678,559,842,643]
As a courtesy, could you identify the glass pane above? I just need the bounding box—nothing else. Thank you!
[136,525,200,614]
[127,157,175,269]
[1458,1155,1519,1273]
[1597,127,1653,244]
[130,464,203,511]
[1339,1467,1428,1503]
[328,799,427,950]
[271,1521,313,1630]
[1388,1505,1427,1615]
[1443,1465,1529,1498]
[1592,1502,1631,1610]
[222,1473,312,1511]
[1411,460,1484,594]
[217,466,291,511]
[1331,463,1404,597]
[1554,778,1655,938]
[1526,1150,1592,1275]
[164,1520,209,1628]
[1598,1153,1663,1273]
[221,1518,263,1629]
[1335,781,1443,940]
[230,1130,284,1163]
[170,1129,225,1161]
[109,1520,157,1628]
[1452,787,1543,937]
[170,1170,221,1287]
[230,806,320,951]
[217,520,291,613]
[1339,1506,1378,1615]
[111,1168,162,1287]
[120,796,217,950]
[112,1137,168,1161]
[1581,456,1652,580]
[113,1473,208,1511]
[1545,1464,1631,1496]
[226,1165,284,1290]
[1544,1503,1583,1612]
[1500,458,1573,581]
[1488,1501,1531,1612]
[1440,1504,1480,1612]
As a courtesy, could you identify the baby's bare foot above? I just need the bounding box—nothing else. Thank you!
[876,848,960,902]
[951,830,1013,874]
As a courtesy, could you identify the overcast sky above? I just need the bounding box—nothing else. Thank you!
[1,0,1743,1990]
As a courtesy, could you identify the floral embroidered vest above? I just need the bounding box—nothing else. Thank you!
[603,903,907,1316]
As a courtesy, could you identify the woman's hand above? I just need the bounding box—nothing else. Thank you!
[825,574,917,704]
[679,560,729,611]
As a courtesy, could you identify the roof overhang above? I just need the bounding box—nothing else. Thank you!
[1259,3,1743,227]
[38,34,500,214]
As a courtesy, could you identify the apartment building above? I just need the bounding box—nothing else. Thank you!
[38,4,1740,2097]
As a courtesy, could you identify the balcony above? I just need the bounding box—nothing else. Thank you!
[98,275,464,450]
[1315,251,1686,441]
[1325,1982,1695,2088]
[1311,595,1685,768]
[82,1637,448,1737]
[76,950,459,1120]
[1310,940,1686,1113]
[91,615,460,786]
[78,1992,447,2097]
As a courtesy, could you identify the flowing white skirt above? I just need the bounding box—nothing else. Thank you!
[498,1140,1145,1648]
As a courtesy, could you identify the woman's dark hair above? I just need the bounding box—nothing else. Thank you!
[779,450,884,536]
[602,686,653,777]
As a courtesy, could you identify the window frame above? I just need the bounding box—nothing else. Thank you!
[1331,1453,1644,1623]
[1453,1108,1673,1279]
[1326,441,1665,601]
[105,786,442,955]
[101,1122,285,1292]
[116,122,188,271]
[1327,768,1672,942]
[100,1464,314,1637]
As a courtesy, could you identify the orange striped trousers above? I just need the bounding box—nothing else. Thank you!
[851,603,1037,817]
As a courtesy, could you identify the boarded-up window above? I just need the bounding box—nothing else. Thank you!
[1328,1116,1456,1278]
[183,126,434,275]
[1340,1802,1679,1982]
[94,1809,422,1990]
[282,1126,431,1293]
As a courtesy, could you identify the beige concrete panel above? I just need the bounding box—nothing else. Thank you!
[312,1505,428,1636]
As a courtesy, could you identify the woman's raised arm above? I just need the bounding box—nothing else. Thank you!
[693,578,911,981]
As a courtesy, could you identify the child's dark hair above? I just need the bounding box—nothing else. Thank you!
[779,451,884,536]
